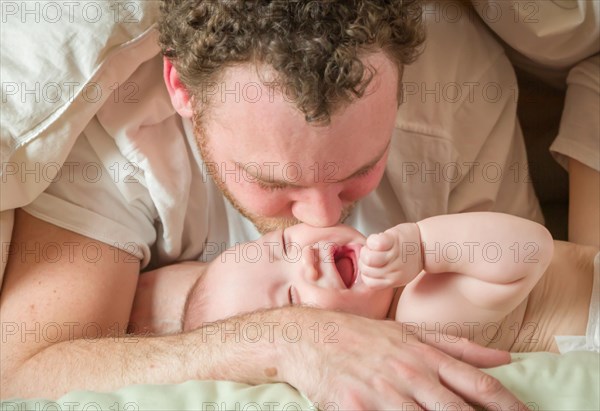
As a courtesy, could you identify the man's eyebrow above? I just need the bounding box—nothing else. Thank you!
[237,139,391,187]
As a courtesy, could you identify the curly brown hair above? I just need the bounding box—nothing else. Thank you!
[159,0,425,123]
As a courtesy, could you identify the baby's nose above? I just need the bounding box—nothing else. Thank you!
[299,244,320,282]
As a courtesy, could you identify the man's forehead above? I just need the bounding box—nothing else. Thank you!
[204,51,398,116]
[196,52,398,184]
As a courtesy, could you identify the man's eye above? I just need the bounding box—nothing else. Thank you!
[355,166,375,178]
[257,180,288,191]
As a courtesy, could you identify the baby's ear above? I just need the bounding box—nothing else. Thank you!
[163,57,194,118]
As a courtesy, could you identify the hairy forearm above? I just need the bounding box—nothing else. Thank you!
[416,212,554,282]
[3,333,193,399]
[2,306,528,410]
[2,309,288,400]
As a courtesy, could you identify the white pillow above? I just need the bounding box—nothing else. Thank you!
[1,0,161,211]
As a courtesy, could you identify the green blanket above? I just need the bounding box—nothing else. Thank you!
[3,352,598,410]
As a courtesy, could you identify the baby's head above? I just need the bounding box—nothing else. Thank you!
[183,224,394,330]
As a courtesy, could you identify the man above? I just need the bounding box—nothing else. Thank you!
[1,1,539,408]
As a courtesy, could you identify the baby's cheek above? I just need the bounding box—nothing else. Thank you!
[310,294,345,311]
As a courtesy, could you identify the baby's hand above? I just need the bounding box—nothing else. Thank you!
[358,223,423,289]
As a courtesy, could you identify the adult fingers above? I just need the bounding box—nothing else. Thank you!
[370,375,426,411]
[423,334,511,369]
[412,380,476,411]
[385,355,477,411]
[322,373,426,411]
[412,331,526,410]
[437,356,529,411]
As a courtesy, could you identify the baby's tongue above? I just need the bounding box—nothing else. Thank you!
[335,257,354,288]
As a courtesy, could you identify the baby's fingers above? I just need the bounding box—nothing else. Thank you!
[358,265,397,289]
[360,247,392,269]
[366,232,395,251]
[360,275,394,290]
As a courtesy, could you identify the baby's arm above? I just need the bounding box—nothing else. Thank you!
[421,212,553,291]
[129,262,207,335]
[360,212,554,343]
[360,212,554,293]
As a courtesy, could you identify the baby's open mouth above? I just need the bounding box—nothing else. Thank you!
[333,246,359,288]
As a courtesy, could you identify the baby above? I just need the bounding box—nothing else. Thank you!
[129,212,599,353]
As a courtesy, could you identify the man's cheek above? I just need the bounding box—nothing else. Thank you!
[344,171,384,200]
[233,185,290,215]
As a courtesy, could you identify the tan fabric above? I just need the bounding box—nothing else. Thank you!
[472,0,599,71]
[550,55,600,172]
[1,1,161,211]
[471,0,600,172]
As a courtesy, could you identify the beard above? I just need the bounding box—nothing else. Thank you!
[192,112,356,234]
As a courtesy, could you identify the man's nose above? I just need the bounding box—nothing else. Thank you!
[291,186,343,227]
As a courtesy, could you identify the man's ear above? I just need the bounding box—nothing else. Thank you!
[163,57,194,118]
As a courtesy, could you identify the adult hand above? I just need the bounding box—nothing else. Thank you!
[276,307,527,411]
